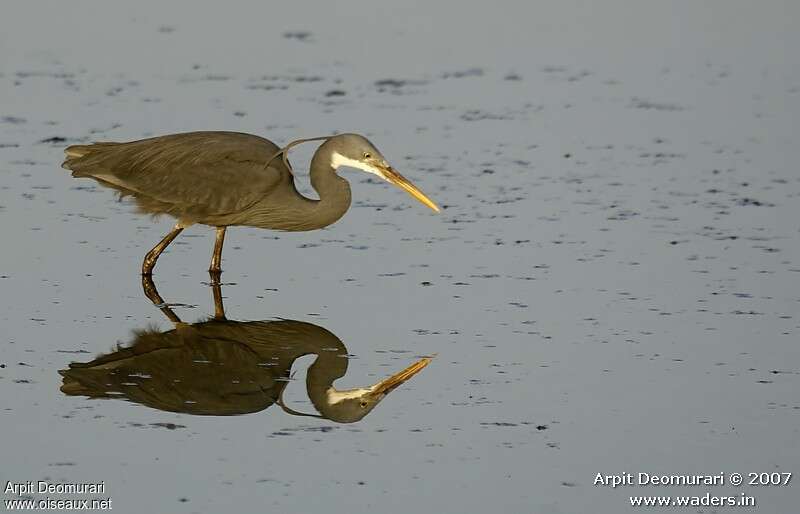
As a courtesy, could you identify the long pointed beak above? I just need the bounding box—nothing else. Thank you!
[379,166,440,213]
[372,355,434,396]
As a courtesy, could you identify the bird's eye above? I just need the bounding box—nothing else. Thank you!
[363,152,371,159]
[359,401,368,408]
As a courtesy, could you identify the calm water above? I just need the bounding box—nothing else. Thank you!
[2,1,798,512]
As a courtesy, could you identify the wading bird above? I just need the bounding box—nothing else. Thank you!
[59,277,433,422]
[62,132,440,275]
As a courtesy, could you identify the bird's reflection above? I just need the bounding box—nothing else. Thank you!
[59,277,432,423]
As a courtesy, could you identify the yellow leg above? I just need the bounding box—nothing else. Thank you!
[209,226,226,273]
[142,224,183,276]
[141,275,181,324]
[210,280,226,320]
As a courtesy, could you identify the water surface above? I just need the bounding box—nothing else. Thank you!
[1,1,798,512]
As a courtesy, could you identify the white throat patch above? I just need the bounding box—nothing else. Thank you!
[330,152,384,178]
[325,387,372,405]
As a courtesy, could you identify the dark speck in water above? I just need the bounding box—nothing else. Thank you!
[151,422,185,430]
[375,79,410,88]
[736,197,773,207]
[283,31,313,41]
[441,68,484,79]
[629,98,685,111]
[39,136,67,144]
[1,116,26,124]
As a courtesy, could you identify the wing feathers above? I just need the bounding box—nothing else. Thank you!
[63,132,286,223]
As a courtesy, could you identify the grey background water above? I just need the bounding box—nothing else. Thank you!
[1,1,798,512]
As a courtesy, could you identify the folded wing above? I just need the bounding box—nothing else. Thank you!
[63,131,287,221]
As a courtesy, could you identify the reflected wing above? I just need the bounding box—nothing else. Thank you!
[59,324,282,415]
[63,131,286,218]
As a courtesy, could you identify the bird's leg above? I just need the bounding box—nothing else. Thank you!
[142,224,184,276]
[210,279,227,320]
[141,274,182,324]
[209,226,226,274]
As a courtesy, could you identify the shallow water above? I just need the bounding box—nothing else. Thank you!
[2,1,799,513]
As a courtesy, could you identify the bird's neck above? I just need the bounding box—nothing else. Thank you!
[302,335,350,411]
[306,350,347,390]
[307,147,351,229]
[244,320,349,411]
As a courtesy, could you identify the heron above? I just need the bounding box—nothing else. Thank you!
[59,276,433,422]
[61,131,440,275]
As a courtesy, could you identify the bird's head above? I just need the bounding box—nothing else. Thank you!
[314,356,433,423]
[279,355,433,423]
[325,133,440,212]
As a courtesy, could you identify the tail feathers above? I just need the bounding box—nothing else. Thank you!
[62,142,121,172]
[64,145,89,159]
[59,372,91,396]
[64,142,120,158]
[59,370,114,398]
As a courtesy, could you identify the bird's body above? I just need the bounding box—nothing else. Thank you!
[60,318,430,421]
[60,318,348,417]
[62,131,438,274]
[59,277,432,422]
[64,131,350,231]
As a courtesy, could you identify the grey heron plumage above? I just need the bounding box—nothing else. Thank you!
[59,276,433,423]
[62,131,440,275]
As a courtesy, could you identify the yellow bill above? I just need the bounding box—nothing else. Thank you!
[372,355,435,395]
[379,166,441,213]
